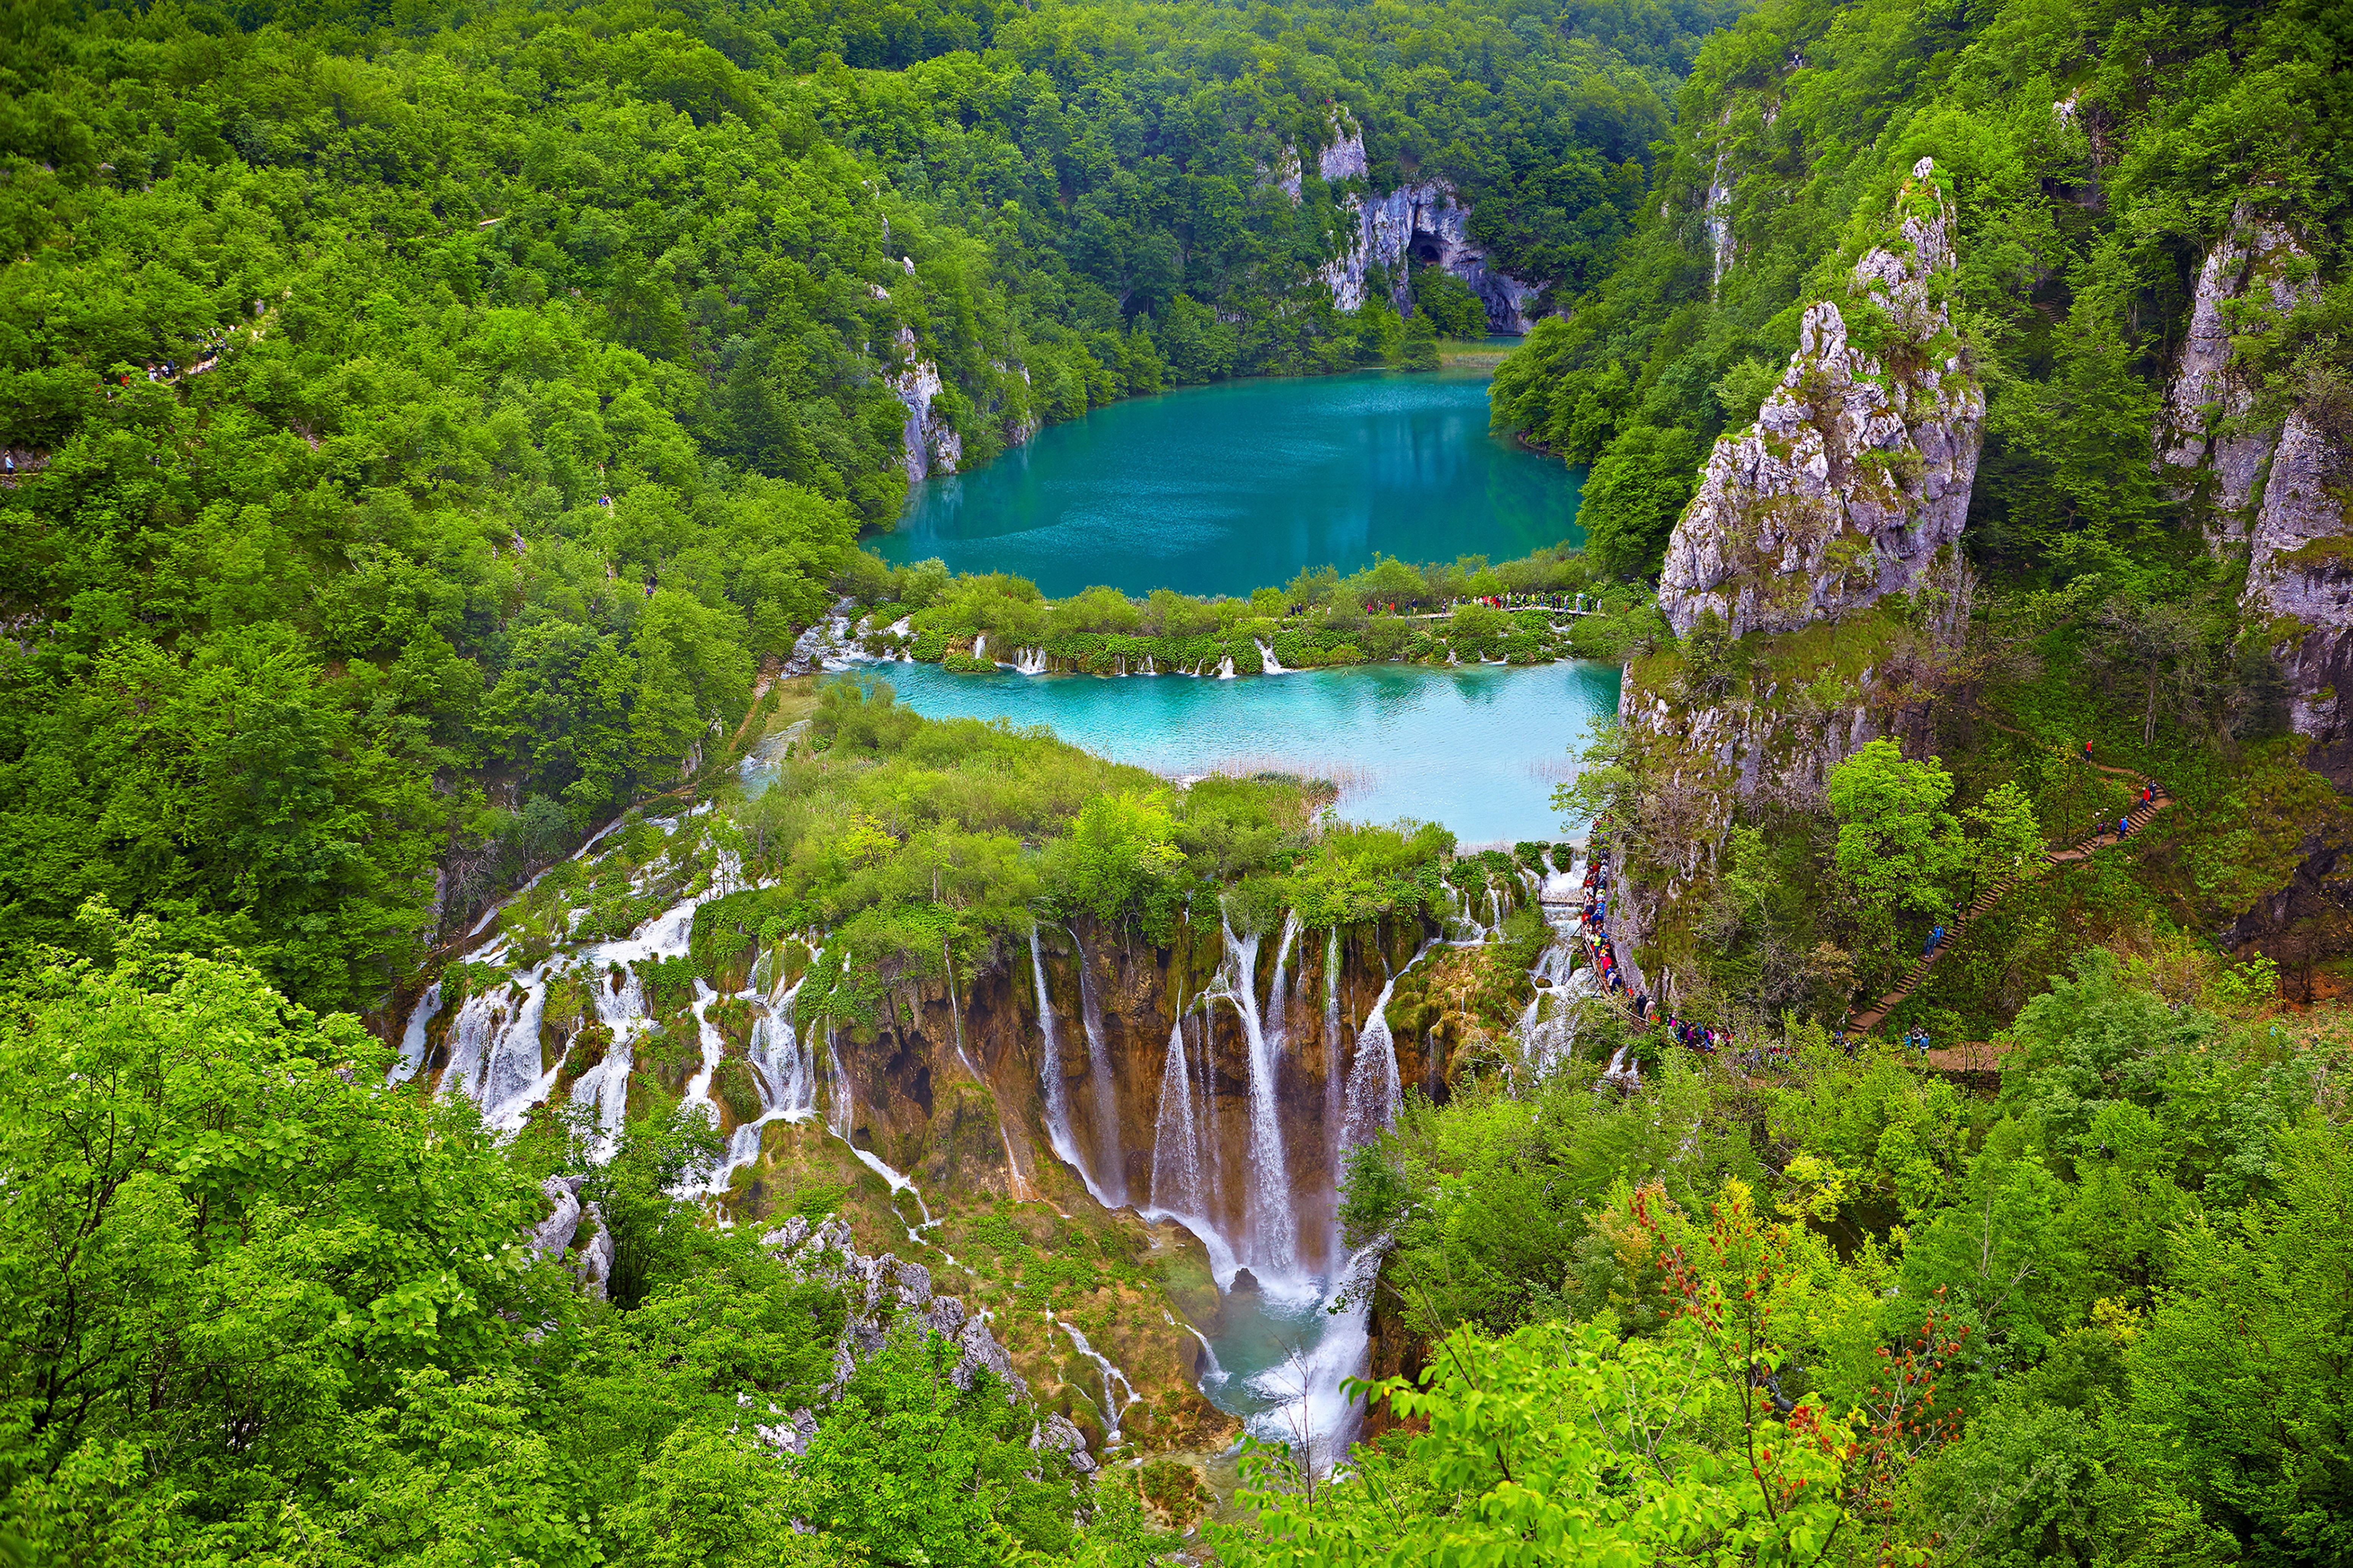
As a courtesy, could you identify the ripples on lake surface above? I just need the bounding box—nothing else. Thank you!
[874,356,1585,599]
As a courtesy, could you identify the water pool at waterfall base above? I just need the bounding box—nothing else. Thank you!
[1195,1246,1384,1467]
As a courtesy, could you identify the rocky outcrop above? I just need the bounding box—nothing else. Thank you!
[1294,120,1540,333]
[2242,411,2353,785]
[888,330,963,484]
[2146,207,2353,784]
[764,1215,1033,1400]
[1657,158,1983,638]
[2155,204,2319,542]
[2154,205,2353,788]
[528,1173,615,1298]
[743,1215,1102,1469]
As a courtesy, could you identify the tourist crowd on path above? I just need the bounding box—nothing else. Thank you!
[1579,837,1753,1061]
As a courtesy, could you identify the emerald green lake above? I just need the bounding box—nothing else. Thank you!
[871,354,1584,598]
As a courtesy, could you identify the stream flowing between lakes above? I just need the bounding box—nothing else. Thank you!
[417,356,1612,1479]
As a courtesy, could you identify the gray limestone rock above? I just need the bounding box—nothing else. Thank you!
[1658,158,1983,639]
[765,1217,1032,1404]
[2155,204,2319,542]
[530,1173,585,1260]
[1031,1411,1098,1474]
[887,329,963,483]
[1314,147,1541,333]
[2243,411,2353,782]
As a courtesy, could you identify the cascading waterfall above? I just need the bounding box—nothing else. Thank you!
[1053,1315,1142,1443]
[1213,913,1299,1278]
[681,980,727,1123]
[1071,937,1129,1205]
[394,980,442,1081]
[1320,929,1345,1224]
[1340,968,1406,1152]
[1147,1015,1204,1215]
[700,970,816,1195]
[1147,1008,1238,1281]
[1032,927,1117,1210]
[1255,637,1288,674]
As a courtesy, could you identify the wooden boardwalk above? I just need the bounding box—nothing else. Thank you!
[1846,742,2171,1034]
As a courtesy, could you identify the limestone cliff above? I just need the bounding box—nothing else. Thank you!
[1657,158,1983,639]
[2154,204,2320,543]
[1293,119,1541,333]
[2155,206,2353,790]
[888,327,963,484]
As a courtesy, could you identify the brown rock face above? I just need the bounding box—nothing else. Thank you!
[816,909,1433,1282]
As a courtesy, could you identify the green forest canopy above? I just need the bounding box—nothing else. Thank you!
[0,0,1733,1010]
[1491,0,2348,584]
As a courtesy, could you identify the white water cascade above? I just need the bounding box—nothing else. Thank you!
[1053,1313,1143,1443]
[1320,929,1345,1227]
[1340,969,1406,1153]
[1213,913,1300,1279]
[1146,1010,1238,1282]
[1071,936,1129,1205]
[700,969,817,1194]
[1032,927,1118,1210]
[1254,637,1288,673]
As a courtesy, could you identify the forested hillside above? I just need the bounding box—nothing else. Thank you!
[1488,0,2353,1017]
[0,0,1724,1009]
[1495,0,2348,583]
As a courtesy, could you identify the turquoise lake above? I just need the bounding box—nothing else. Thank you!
[871,353,1584,598]
[845,660,1620,846]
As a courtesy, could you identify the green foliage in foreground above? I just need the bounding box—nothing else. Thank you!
[0,902,1174,1567]
[1297,947,2352,1565]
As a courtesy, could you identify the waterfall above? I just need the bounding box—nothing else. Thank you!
[701,970,816,1195]
[1054,1315,1142,1443]
[1255,637,1288,674]
[394,980,441,1081]
[1217,654,1237,679]
[1142,655,1156,675]
[1321,927,1344,1194]
[682,979,727,1125]
[826,1031,855,1141]
[972,631,987,661]
[1072,937,1129,1205]
[1011,645,1048,675]
[1148,1014,1204,1216]
[1340,969,1404,1151]
[1517,904,1591,1078]
[1147,1010,1239,1282]
[1031,927,1116,1209]
[1213,913,1298,1278]
[437,972,558,1131]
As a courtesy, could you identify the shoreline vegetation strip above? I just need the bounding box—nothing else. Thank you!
[834,542,1661,676]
